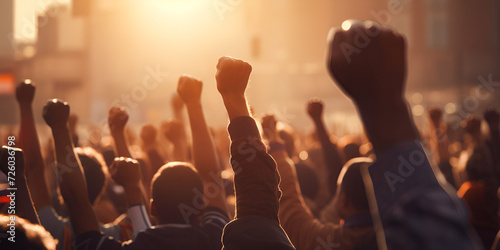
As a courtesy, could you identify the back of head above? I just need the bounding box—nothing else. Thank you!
[0,215,57,250]
[337,157,372,213]
[75,147,108,205]
[151,162,204,224]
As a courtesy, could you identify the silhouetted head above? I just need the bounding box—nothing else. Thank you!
[150,162,204,225]
[334,157,372,218]
[0,215,57,250]
[75,147,109,205]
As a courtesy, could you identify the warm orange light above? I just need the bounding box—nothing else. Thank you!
[0,74,15,95]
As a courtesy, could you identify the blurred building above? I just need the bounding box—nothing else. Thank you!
[1,0,499,140]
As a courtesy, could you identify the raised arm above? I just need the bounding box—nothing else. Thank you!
[43,99,99,236]
[108,106,132,158]
[15,80,51,211]
[306,99,343,197]
[0,146,39,224]
[428,107,455,187]
[216,57,294,249]
[177,75,228,214]
[262,114,337,250]
[326,20,480,249]
[110,157,151,237]
[484,108,500,183]
[162,119,190,162]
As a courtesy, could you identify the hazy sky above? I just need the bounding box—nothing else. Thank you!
[14,0,70,41]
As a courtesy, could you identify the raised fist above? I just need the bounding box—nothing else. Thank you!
[428,106,443,128]
[261,114,278,141]
[140,124,157,145]
[177,75,202,105]
[0,146,26,177]
[161,119,186,143]
[307,98,324,121]
[15,79,36,105]
[43,99,70,129]
[216,56,252,98]
[108,106,129,134]
[484,108,499,129]
[110,157,141,188]
[463,116,481,136]
[326,20,406,103]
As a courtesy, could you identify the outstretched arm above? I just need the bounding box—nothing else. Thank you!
[326,20,480,249]
[177,75,228,215]
[0,146,39,224]
[306,99,343,197]
[43,99,99,236]
[15,80,51,211]
[110,157,151,238]
[216,57,294,249]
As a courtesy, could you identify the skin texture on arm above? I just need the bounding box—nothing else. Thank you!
[15,80,51,211]
[177,75,229,215]
[306,99,344,198]
[0,147,40,224]
[43,99,100,236]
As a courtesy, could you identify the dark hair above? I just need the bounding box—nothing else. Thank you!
[151,162,204,224]
[338,158,372,212]
[75,147,108,205]
[294,162,319,200]
[0,215,57,250]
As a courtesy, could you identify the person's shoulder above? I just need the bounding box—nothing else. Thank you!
[201,206,230,229]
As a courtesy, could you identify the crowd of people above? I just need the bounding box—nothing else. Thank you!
[0,20,498,250]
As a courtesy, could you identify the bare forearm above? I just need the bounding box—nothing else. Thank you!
[222,96,250,121]
[186,103,220,175]
[52,127,99,235]
[111,130,132,158]
[356,97,418,156]
[15,177,40,224]
[312,118,343,195]
[19,105,51,210]
[186,102,227,212]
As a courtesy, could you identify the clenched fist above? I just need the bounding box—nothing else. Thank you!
[216,56,252,99]
[484,108,499,130]
[326,20,406,104]
[15,79,36,105]
[177,75,202,105]
[110,157,141,189]
[108,106,129,134]
[43,99,70,129]
[307,98,324,122]
[428,106,443,128]
[161,119,186,143]
[261,114,279,142]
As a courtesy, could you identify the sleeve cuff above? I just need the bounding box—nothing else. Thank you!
[228,116,261,141]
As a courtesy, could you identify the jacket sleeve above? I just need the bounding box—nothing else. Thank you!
[366,140,483,250]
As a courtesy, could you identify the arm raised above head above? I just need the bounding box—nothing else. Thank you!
[43,99,100,236]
